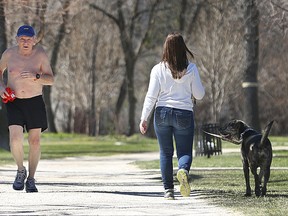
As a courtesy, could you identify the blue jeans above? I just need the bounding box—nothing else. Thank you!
[154,106,194,190]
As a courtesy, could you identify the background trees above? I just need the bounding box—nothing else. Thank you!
[90,0,161,135]
[0,0,9,150]
[0,0,287,136]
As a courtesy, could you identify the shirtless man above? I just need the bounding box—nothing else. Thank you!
[0,25,54,192]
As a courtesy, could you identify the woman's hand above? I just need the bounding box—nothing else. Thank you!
[139,120,148,134]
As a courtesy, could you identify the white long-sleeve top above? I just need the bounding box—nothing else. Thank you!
[140,62,205,121]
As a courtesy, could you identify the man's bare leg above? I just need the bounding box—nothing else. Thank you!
[9,125,27,190]
[9,125,25,170]
[27,128,41,179]
[23,128,41,192]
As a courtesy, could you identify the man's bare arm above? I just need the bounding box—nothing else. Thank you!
[30,47,54,85]
[35,73,54,85]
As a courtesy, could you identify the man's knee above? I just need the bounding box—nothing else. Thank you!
[28,136,40,146]
[9,128,24,147]
[28,129,41,146]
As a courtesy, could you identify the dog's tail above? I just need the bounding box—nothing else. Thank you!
[260,120,274,147]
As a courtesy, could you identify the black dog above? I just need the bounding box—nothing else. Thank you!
[212,120,274,197]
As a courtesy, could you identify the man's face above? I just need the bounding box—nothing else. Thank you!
[16,36,36,51]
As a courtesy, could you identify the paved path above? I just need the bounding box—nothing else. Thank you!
[0,153,242,216]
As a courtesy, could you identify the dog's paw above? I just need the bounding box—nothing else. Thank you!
[255,191,261,197]
[261,191,267,197]
[255,188,261,197]
[244,193,252,197]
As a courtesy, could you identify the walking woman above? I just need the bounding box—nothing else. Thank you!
[139,32,205,200]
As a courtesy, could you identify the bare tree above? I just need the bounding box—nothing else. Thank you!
[90,0,161,135]
[0,0,10,151]
[257,0,288,134]
[179,1,245,124]
[242,0,261,131]
[43,0,71,133]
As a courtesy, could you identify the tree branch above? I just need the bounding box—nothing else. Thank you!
[136,0,160,56]
[271,0,288,12]
[90,3,120,27]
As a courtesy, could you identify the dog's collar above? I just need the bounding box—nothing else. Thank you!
[241,128,262,146]
[240,128,255,138]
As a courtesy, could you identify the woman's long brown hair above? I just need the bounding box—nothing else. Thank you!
[162,32,194,79]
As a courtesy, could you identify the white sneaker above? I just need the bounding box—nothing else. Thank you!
[177,169,191,197]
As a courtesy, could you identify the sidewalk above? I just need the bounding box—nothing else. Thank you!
[0,153,242,216]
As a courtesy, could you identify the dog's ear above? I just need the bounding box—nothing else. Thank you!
[235,120,245,139]
[236,120,247,130]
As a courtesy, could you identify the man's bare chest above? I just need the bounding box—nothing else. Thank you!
[8,55,41,74]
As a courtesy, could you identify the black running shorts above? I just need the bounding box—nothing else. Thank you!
[5,95,48,132]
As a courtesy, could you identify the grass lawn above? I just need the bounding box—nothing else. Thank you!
[135,136,288,216]
[0,133,159,165]
[0,133,287,215]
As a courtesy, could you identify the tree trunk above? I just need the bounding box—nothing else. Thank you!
[179,0,187,31]
[0,0,6,53]
[0,105,9,151]
[89,36,99,136]
[242,0,260,131]
[0,0,9,151]
[44,0,70,133]
[114,77,127,133]
[126,60,136,136]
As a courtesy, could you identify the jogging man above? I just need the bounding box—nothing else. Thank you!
[0,25,54,192]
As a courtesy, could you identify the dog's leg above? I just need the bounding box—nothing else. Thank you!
[261,166,270,196]
[243,160,251,196]
[259,169,264,194]
[251,167,261,197]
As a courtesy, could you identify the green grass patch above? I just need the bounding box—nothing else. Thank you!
[190,169,288,216]
[270,136,288,146]
[0,133,159,165]
[134,149,287,169]
[134,142,288,216]
[135,152,288,216]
